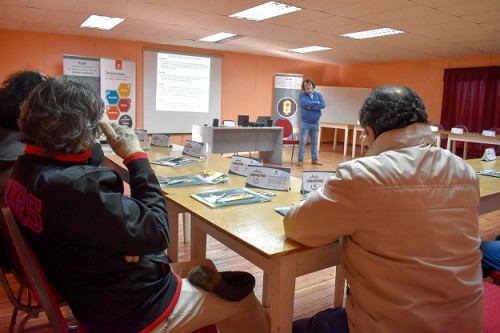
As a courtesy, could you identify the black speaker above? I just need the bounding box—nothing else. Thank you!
[238,115,249,127]
[266,119,273,127]
[212,118,219,127]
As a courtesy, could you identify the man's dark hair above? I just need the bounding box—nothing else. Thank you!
[359,85,428,137]
[0,70,47,130]
[19,76,104,154]
[302,78,316,90]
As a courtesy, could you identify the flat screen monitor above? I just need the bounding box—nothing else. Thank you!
[255,116,271,126]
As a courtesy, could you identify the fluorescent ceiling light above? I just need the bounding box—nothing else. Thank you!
[80,15,124,30]
[288,46,332,54]
[230,1,302,21]
[340,28,405,39]
[199,32,240,43]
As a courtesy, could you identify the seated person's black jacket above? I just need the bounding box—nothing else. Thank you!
[5,145,179,333]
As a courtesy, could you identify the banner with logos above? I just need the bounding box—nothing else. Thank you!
[63,55,136,128]
[100,58,136,127]
[63,55,101,95]
[273,73,303,129]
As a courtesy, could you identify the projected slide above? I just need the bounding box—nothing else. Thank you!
[143,49,222,134]
[156,53,210,113]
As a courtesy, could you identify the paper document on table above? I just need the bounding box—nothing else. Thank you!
[191,187,271,208]
[477,170,500,178]
[151,156,200,167]
[157,169,228,187]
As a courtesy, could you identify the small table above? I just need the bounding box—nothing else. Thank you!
[446,132,500,159]
[319,122,354,157]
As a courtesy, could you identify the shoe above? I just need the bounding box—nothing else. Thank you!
[312,160,322,166]
[297,160,303,166]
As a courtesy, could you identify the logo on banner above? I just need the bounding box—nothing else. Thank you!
[277,97,298,117]
[115,60,123,70]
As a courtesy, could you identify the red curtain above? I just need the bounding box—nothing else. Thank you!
[441,67,500,132]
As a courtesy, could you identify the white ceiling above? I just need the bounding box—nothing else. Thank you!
[1,0,500,64]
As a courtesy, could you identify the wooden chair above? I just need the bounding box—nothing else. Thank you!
[275,118,300,162]
[2,206,217,333]
[1,206,78,333]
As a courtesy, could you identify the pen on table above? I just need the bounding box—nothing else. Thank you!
[215,193,228,203]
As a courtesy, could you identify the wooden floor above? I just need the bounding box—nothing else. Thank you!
[1,142,499,332]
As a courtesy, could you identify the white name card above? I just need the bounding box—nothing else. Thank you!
[228,156,263,177]
[482,148,497,161]
[450,127,464,134]
[246,166,291,191]
[301,171,336,194]
[482,130,496,137]
[429,125,439,132]
[151,134,170,146]
[183,140,205,158]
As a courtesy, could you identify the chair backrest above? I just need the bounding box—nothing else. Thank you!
[1,206,74,333]
[275,118,293,138]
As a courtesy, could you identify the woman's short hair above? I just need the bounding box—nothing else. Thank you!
[359,85,428,137]
[0,70,47,130]
[19,76,104,154]
[302,78,316,90]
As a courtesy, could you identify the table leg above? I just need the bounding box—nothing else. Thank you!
[268,255,296,333]
[352,131,357,159]
[334,265,345,307]
[333,129,338,151]
[165,202,180,262]
[343,128,349,157]
[183,213,191,243]
[190,216,207,260]
[463,142,468,159]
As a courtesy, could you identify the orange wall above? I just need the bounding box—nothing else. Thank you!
[2,29,500,130]
[0,30,340,130]
[339,56,500,124]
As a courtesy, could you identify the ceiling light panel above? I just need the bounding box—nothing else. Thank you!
[288,46,332,53]
[340,28,406,39]
[230,1,302,21]
[80,15,124,30]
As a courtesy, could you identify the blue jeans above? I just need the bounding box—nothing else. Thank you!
[298,122,319,161]
[480,240,500,277]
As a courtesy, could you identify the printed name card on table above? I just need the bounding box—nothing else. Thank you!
[183,140,205,158]
[482,130,496,137]
[481,148,497,161]
[245,166,291,191]
[301,171,336,195]
[229,156,263,177]
[429,125,439,132]
[450,127,464,134]
[134,129,148,141]
[151,134,170,147]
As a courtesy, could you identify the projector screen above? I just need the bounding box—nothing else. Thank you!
[143,49,222,134]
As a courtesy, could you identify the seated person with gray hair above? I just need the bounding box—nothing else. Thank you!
[4,76,269,333]
[285,85,483,333]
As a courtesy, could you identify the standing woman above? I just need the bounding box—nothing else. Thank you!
[298,78,326,166]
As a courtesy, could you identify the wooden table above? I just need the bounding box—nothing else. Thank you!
[164,176,343,333]
[105,147,345,332]
[446,132,500,159]
[466,159,500,215]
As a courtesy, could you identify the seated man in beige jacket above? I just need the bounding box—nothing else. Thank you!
[285,85,483,333]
